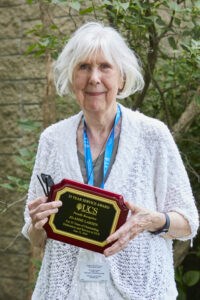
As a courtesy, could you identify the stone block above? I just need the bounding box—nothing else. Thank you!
[21,3,40,21]
[0,55,46,80]
[56,96,80,120]
[0,105,21,137]
[0,155,19,179]
[0,38,20,56]
[54,15,94,36]
[0,81,20,104]
[51,3,70,18]
[22,129,41,149]
[0,252,29,278]
[0,138,22,154]
[0,0,26,6]
[22,19,42,38]
[0,194,27,236]
[0,7,21,38]
[21,36,40,55]
[23,104,42,121]
[0,277,29,300]
[22,79,45,103]
[0,235,30,256]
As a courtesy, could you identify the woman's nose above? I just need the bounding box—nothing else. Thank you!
[88,68,101,85]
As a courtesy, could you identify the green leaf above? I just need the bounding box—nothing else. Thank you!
[79,7,94,15]
[16,120,40,131]
[18,148,34,157]
[25,44,36,55]
[14,156,29,166]
[120,2,129,11]
[31,258,42,269]
[168,2,181,12]
[34,49,45,57]
[134,0,143,11]
[38,39,49,48]
[50,25,58,30]
[51,52,58,59]
[168,36,176,49]
[103,0,111,5]
[156,17,166,26]
[182,30,191,36]
[195,0,200,9]
[69,2,80,11]
[183,270,200,286]
[174,18,181,26]
[177,289,187,300]
[25,29,36,35]
[195,95,200,107]
[0,183,15,191]
[181,44,190,52]
[51,0,67,3]
[7,175,20,183]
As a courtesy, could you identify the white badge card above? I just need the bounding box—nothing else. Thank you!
[79,262,110,282]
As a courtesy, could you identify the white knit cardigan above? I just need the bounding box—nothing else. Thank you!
[22,104,199,300]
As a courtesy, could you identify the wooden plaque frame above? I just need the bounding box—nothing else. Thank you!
[44,179,128,253]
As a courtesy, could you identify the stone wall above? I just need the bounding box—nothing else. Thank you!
[0,1,85,299]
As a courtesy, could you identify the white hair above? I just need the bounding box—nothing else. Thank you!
[54,22,144,99]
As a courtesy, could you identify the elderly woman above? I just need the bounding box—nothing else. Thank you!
[22,22,198,300]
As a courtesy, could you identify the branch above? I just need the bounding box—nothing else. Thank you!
[152,78,172,130]
[68,7,77,30]
[132,4,158,110]
[106,1,118,30]
[158,12,175,41]
[172,87,200,141]
[0,195,26,214]
[92,0,98,20]
[181,151,200,182]
[0,231,21,252]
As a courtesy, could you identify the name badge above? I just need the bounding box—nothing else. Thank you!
[79,262,109,282]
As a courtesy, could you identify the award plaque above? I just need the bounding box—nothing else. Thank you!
[44,179,128,253]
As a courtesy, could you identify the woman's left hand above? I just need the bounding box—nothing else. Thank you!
[104,201,165,257]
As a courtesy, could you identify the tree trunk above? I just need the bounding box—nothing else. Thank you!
[173,89,200,141]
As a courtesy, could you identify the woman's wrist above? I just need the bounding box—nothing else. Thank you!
[149,211,167,232]
[28,223,47,248]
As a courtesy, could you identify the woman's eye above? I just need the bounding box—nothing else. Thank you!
[79,64,89,70]
[101,64,110,69]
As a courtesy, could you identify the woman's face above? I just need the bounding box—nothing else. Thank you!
[72,51,123,115]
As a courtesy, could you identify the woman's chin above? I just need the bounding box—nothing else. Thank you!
[84,100,106,113]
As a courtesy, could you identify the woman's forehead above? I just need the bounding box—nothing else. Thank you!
[78,49,114,64]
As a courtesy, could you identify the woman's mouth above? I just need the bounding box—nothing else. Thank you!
[85,91,106,96]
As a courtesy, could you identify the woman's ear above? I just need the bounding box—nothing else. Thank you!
[118,76,125,92]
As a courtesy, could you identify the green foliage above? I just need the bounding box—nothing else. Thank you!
[0,120,40,194]
[27,259,42,290]
[175,265,200,299]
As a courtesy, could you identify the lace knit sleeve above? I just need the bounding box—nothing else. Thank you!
[154,124,199,241]
[21,132,54,240]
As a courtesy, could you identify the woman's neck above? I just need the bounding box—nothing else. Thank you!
[83,103,118,141]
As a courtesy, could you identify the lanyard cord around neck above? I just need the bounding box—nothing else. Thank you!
[83,104,121,189]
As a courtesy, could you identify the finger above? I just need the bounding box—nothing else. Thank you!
[125,201,137,213]
[29,200,62,218]
[28,196,48,211]
[107,219,132,244]
[35,217,49,230]
[104,237,129,257]
[33,207,59,224]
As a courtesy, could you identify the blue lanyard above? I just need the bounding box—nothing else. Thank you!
[83,104,121,189]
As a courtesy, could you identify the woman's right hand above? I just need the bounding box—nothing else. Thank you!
[27,196,63,247]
